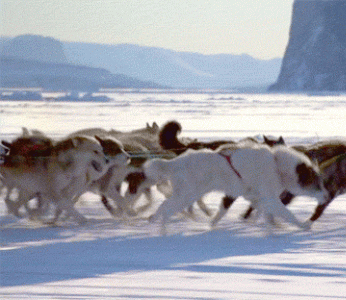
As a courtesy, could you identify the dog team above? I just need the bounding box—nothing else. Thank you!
[1,120,345,234]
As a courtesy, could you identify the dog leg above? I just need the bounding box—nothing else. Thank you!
[211,195,236,227]
[48,195,87,225]
[45,206,63,225]
[184,198,212,219]
[265,198,310,230]
[242,190,295,220]
[104,184,127,217]
[150,194,194,234]
[4,187,20,217]
[101,195,116,214]
[196,198,212,217]
[309,202,329,222]
[132,188,154,215]
[242,206,254,219]
[280,190,295,205]
[67,207,88,225]
[5,188,35,218]
[302,202,330,228]
[56,200,87,225]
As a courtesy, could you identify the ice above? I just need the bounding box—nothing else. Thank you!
[1,92,346,299]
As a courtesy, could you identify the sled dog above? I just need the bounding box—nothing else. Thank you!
[127,143,327,233]
[244,139,346,223]
[68,122,164,216]
[306,153,346,222]
[1,135,129,224]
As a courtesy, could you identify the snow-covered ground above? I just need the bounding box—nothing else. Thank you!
[1,92,346,299]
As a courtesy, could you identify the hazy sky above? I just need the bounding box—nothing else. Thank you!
[1,0,295,59]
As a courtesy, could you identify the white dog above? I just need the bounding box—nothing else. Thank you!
[68,123,163,217]
[1,135,129,224]
[126,143,327,234]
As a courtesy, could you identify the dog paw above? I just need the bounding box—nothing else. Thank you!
[43,220,60,227]
[77,217,88,226]
[210,219,219,229]
[301,220,312,231]
[110,208,124,218]
[204,209,213,217]
[126,208,139,217]
[148,214,155,223]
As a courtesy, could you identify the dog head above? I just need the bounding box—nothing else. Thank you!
[147,122,160,135]
[95,135,130,167]
[130,122,160,136]
[54,136,111,180]
[319,153,346,203]
[263,135,285,147]
[273,146,328,203]
[305,142,346,163]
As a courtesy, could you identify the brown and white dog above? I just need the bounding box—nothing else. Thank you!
[1,134,129,224]
[243,139,346,223]
[68,122,170,217]
[126,143,327,234]
[1,129,54,218]
[315,153,346,220]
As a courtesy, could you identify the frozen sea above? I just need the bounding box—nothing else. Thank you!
[0,91,346,299]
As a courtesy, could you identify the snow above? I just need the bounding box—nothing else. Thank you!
[1,92,346,299]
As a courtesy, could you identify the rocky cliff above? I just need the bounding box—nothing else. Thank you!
[269,0,346,92]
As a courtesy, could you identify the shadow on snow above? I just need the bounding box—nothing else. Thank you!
[1,222,346,286]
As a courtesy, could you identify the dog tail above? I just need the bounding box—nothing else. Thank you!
[158,121,186,154]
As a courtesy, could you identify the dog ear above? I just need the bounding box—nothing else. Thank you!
[152,122,159,131]
[278,136,285,145]
[95,135,126,157]
[21,127,30,137]
[94,135,103,144]
[71,137,84,148]
[1,140,12,149]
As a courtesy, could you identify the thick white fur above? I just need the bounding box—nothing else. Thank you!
[69,123,161,216]
[273,146,324,201]
[124,169,212,217]
[140,144,326,233]
[1,136,129,224]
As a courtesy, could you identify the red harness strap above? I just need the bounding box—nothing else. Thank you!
[219,153,242,179]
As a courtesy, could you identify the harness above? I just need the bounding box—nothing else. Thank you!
[218,153,242,179]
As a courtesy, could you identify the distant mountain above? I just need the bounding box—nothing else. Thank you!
[0,37,11,50]
[2,34,68,64]
[0,35,163,90]
[0,56,163,90]
[0,35,282,90]
[64,42,282,89]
